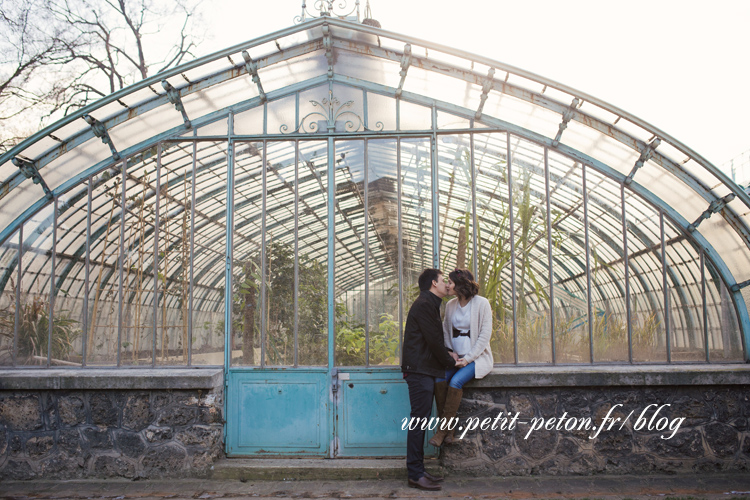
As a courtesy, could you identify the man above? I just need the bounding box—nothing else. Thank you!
[401,268,466,491]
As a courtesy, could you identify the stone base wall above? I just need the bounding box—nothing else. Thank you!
[0,369,224,480]
[443,373,750,476]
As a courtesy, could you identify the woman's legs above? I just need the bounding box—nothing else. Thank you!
[447,362,475,389]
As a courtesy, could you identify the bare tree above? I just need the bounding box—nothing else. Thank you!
[0,0,203,153]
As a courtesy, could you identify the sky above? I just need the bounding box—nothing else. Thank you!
[201,0,750,176]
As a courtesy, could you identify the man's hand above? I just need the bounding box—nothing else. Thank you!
[455,358,468,368]
[450,351,459,361]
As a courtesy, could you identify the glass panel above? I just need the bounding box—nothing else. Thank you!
[358,139,402,367]
[624,192,667,362]
[511,137,551,364]
[663,219,705,362]
[52,184,89,366]
[118,155,152,366]
[398,137,433,364]
[546,152,588,363]
[297,140,328,366]
[0,231,19,366]
[231,141,263,367]
[18,204,55,366]
[473,133,511,363]
[399,100,432,131]
[586,169,628,362]
[154,143,194,366]
[190,141,227,365]
[705,259,743,362]
[335,139,367,367]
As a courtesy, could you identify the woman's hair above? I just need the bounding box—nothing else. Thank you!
[449,268,479,300]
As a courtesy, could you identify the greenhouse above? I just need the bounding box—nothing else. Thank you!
[1,2,749,468]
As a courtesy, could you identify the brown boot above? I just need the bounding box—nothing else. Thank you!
[428,387,462,447]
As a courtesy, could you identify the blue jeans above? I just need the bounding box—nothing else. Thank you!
[437,361,475,389]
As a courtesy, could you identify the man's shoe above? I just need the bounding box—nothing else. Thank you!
[408,476,442,491]
[423,470,444,482]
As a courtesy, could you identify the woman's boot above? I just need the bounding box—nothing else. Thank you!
[433,381,448,418]
[428,387,462,447]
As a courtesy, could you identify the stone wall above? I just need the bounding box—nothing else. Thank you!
[0,368,224,480]
[442,366,750,476]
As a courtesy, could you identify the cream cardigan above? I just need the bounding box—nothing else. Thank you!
[442,295,494,379]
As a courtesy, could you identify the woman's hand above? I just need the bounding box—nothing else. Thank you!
[455,358,468,368]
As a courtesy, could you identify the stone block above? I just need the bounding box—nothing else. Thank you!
[516,426,557,460]
[0,394,42,431]
[144,425,173,443]
[644,429,704,458]
[40,453,85,479]
[0,459,36,480]
[57,429,82,455]
[26,434,55,458]
[175,425,221,448]
[122,393,153,431]
[90,393,118,426]
[83,427,112,449]
[141,443,187,477]
[92,454,136,478]
[479,427,512,462]
[58,395,86,427]
[704,422,739,458]
[593,429,633,457]
[157,406,196,427]
[114,430,146,458]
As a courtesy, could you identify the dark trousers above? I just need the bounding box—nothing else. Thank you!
[404,372,435,481]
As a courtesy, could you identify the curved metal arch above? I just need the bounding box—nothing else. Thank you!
[1,22,747,360]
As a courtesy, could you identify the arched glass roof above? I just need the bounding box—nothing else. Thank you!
[0,17,748,366]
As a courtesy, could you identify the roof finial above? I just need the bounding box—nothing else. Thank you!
[362,0,381,28]
[295,0,362,24]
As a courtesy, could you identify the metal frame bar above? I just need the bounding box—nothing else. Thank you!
[701,250,709,363]
[544,147,556,363]
[189,134,197,366]
[294,139,300,368]
[117,159,126,366]
[327,134,335,370]
[13,226,21,366]
[153,144,162,367]
[661,210,672,363]
[583,164,594,363]
[470,132,478,278]
[397,137,404,354]
[224,114,235,371]
[47,197,57,368]
[83,181,91,366]
[364,138,370,367]
[431,105,440,268]
[507,134,518,364]
[261,139,268,368]
[622,185,633,364]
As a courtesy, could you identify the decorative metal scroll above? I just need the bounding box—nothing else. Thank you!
[280,90,384,134]
[295,0,360,24]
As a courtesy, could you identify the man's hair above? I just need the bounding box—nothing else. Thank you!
[418,268,443,292]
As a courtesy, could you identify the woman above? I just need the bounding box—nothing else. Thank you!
[429,268,494,447]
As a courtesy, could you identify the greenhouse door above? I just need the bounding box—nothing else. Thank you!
[224,136,435,457]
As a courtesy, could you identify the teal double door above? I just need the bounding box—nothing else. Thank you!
[222,133,438,457]
[226,368,418,457]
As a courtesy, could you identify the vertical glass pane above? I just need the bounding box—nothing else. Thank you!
[335,140,367,367]
[474,133,512,363]
[362,139,402,366]
[264,141,300,366]
[297,140,328,366]
[119,155,153,366]
[0,231,19,365]
[53,184,88,366]
[548,151,588,363]
[586,169,628,362]
[232,141,263,366]
[191,141,227,365]
[18,204,55,365]
[663,219,705,361]
[624,192,666,362]
[153,143,193,366]
[511,137,551,363]
[397,137,433,365]
[705,259,743,362]
[437,134,470,274]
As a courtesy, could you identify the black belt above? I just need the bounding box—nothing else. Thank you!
[452,327,470,338]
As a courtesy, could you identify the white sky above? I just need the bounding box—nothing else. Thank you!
[202,0,750,171]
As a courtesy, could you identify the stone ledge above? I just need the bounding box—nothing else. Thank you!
[0,367,223,390]
[473,363,750,388]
